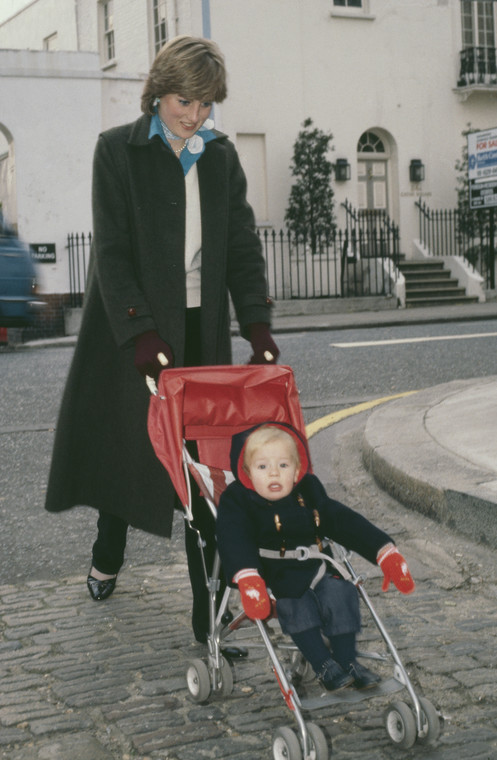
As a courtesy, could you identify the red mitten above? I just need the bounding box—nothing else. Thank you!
[248,323,280,365]
[235,569,271,619]
[377,545,415,594]
[134,330,175,379]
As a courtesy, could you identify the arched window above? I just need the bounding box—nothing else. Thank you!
[357,131,386,154]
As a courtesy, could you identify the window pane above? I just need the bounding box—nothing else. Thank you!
[44,33,58,51]
[104,1,113,33]
[154,0,168,53]
[461,1,473,47]
[101,1,115,62]
[462,0,495,49]
[477,1,495,48]
[107,29,115,60]
[357,131,385,154]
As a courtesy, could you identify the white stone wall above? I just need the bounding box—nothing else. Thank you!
[0,0,496,300]
[0,0,81,50]
[210,0,497,253]
[0,50,102,293]
[75,0,98,53]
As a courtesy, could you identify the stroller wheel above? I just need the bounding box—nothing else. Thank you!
[416,697,442,745]
[305,722,330,760]
[384,700,417,749]
[216,655,234,697]
[273,726,302,760]
[186,658,211,703]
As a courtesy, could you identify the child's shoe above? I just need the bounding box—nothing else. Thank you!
[348,661,381,689]
[318,658,354,691]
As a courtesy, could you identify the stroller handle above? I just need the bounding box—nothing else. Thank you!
[146,375,158,395]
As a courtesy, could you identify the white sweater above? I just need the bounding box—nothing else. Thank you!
[184,164,201,308]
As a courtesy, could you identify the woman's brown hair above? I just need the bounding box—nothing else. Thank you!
[141,35,227,115]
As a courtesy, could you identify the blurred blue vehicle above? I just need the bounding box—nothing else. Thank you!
[0,221,45,327]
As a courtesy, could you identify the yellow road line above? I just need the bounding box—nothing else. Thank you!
[305,390,419,439]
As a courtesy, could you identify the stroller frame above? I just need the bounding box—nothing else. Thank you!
[147,366,442,759]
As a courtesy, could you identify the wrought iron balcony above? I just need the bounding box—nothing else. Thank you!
[458,46,497,88]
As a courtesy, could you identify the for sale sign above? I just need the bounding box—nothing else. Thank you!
[467,127,497,209]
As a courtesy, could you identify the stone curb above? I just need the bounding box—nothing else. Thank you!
[362,378,497,549]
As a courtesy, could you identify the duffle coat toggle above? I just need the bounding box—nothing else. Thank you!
[272,493,323,559]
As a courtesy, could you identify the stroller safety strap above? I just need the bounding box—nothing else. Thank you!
[258,544,352,582]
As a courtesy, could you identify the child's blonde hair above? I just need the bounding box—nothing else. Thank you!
[243,425,300,473]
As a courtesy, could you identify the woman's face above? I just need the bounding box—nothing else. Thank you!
[157,94,212,139]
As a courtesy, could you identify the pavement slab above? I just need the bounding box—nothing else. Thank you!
[362,377,497,548]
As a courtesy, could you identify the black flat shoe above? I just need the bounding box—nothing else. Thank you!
[220,645,248,660]
[348,661,381,690]
[87,574,117,601]
[319,658,354,691]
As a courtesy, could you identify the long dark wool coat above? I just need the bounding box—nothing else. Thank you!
[45,114,272,537]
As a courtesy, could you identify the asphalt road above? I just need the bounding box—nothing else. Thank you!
[1,319,496,584]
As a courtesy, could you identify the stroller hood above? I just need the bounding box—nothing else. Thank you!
[230,422,312,491]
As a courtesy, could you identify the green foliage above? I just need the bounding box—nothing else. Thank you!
[284,118,336,252]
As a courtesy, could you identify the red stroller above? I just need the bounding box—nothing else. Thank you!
[148,365,442,759]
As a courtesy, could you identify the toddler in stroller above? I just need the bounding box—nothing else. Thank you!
[148,365,441,755]
[216,422,415,693]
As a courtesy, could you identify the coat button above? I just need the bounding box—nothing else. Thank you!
[266,296,273,306]
[127,307,137,318]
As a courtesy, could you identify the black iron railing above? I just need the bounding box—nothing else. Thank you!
[342,199,399,239]
[458,46,497,87]
[258,225,399,301]
[67,232,91,307]
[67,224,400,306]
[415,200,496,289]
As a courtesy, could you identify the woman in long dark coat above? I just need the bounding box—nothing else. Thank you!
[45,35,278,643]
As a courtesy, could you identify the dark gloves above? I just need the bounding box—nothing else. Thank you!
[134,330,174,380]
[248,323,280,365]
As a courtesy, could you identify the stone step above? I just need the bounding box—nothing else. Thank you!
[406,294,480,308]
[406,286,466,299]
[405,277,459,289]
[399,259,446,271]
[400,266,450,279]
[399,258,477,307]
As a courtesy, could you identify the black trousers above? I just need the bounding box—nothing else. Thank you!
[92,481,220,642]
[91,308,222,640]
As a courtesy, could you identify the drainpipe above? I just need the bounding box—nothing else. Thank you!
[74,0,80,50]
[202,0,211,38]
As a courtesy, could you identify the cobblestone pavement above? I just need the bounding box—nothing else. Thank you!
[1,415,497,760]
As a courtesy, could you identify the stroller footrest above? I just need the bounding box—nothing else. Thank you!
[300,676,404,709]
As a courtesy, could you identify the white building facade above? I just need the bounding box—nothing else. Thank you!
[0,0,496,333]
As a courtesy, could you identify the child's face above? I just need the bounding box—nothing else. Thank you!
[246,439,299,501]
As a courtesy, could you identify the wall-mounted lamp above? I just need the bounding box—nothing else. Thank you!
[334,158,351,182]
[409,159,425,183]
